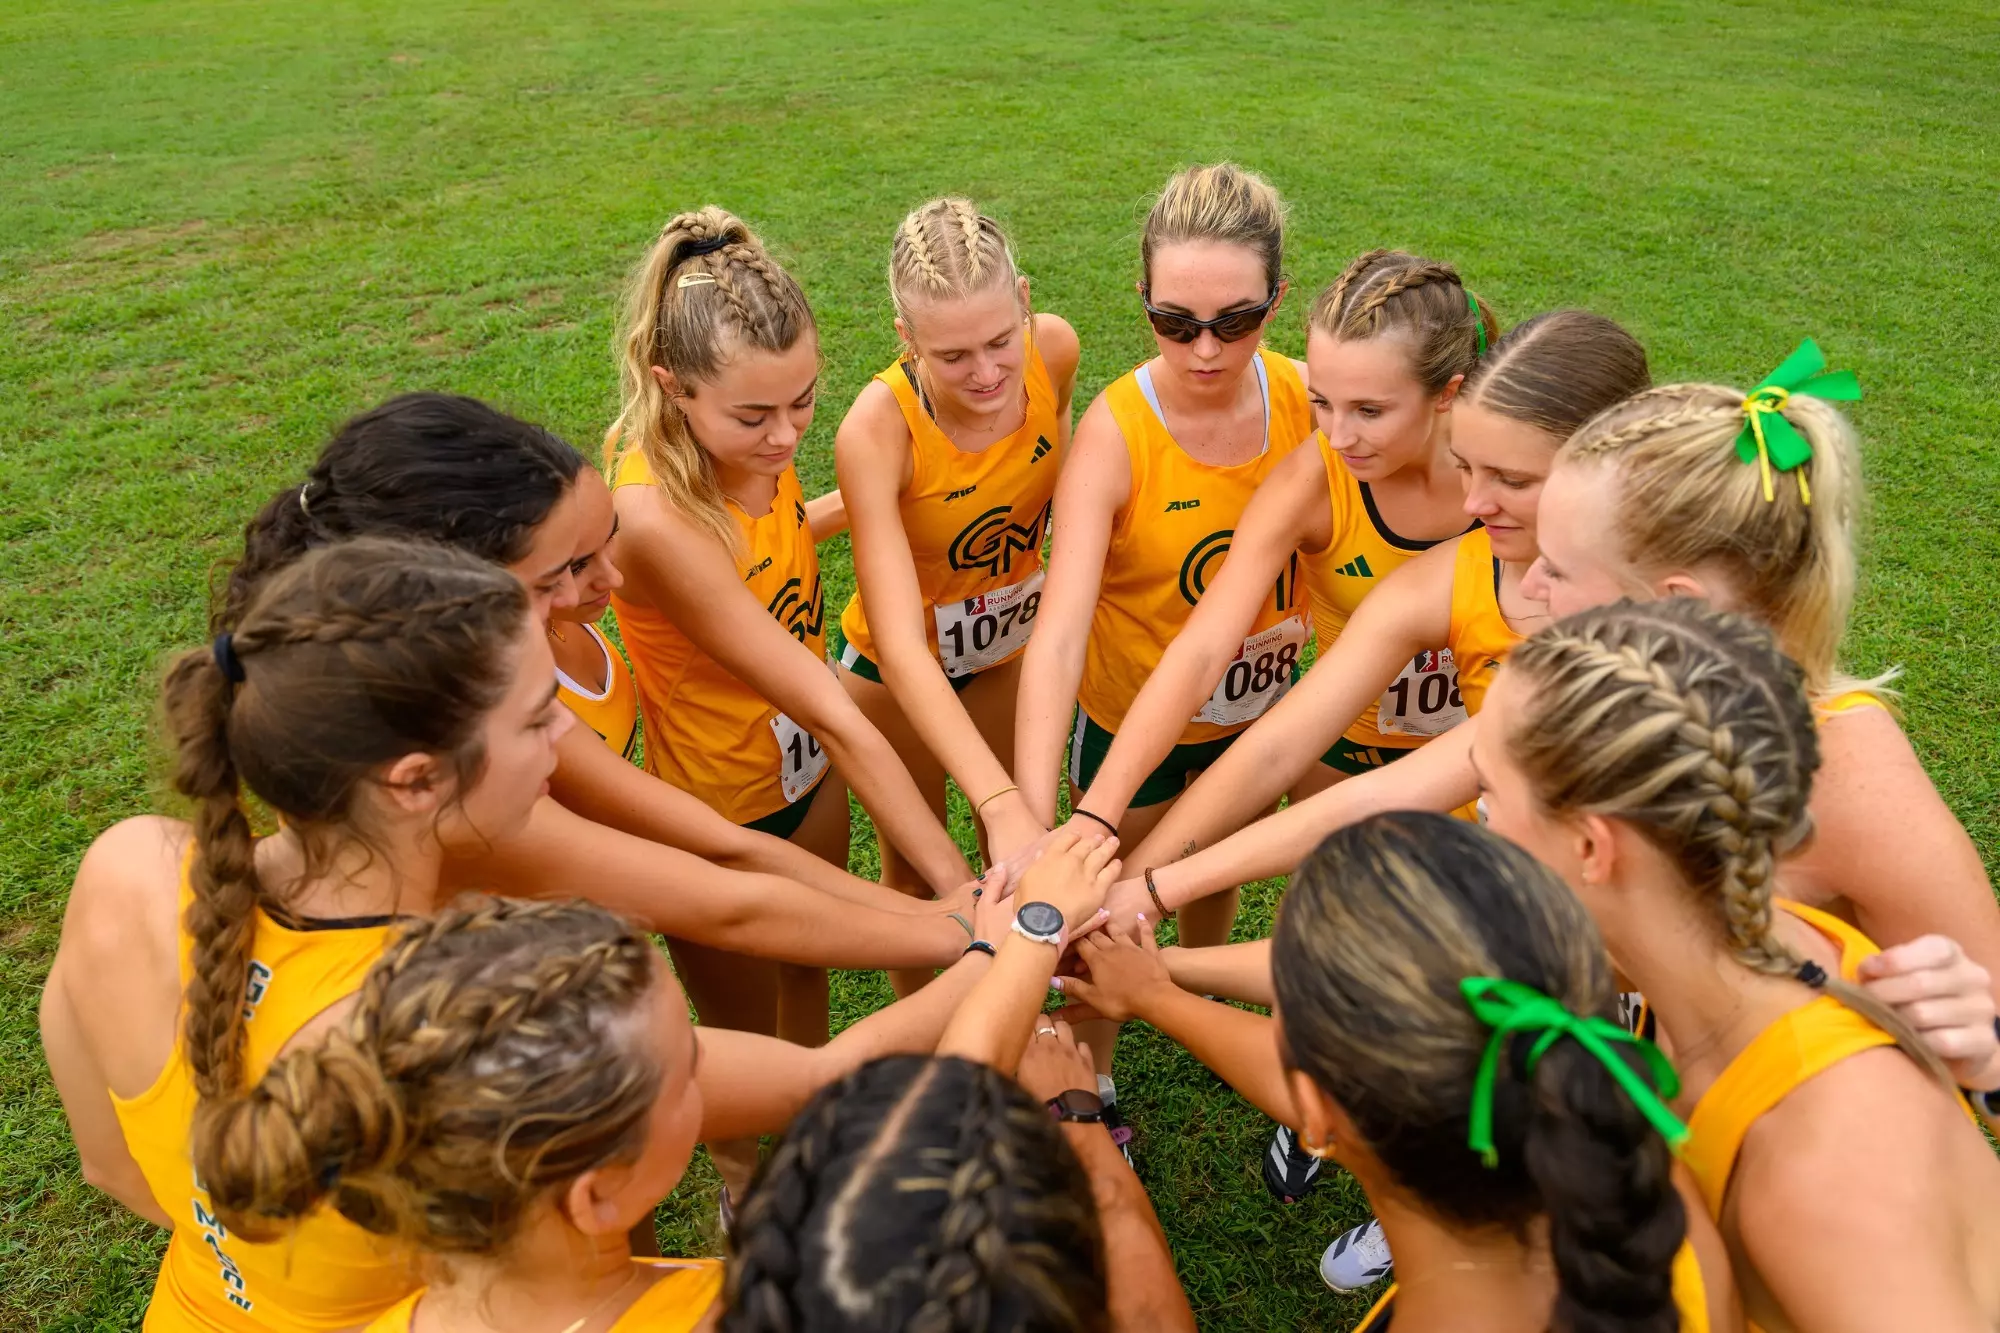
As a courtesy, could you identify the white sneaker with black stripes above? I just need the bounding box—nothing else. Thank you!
[1319,1217,1393,1291]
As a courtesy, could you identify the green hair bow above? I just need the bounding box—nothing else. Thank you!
[1459,977,1689,1169]
[1735,338,1861,506]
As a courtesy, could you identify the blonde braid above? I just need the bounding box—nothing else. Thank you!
[1308,249,1488,393]
[950,198,986,286]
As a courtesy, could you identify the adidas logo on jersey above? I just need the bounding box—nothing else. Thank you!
[794,500,807,527]
[945,484,979,502]
[1334,555,1375,578]
[1165,498,1201,513]
[1031,434,1054,463]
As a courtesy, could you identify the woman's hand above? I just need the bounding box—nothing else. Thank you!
[1015,1017,1098,1101]
[1015,829,1121,928]
[1098,876,1152,937]
[1858,934,2000,1090]
[969,862,1013,947]
[982,796,1052,867]
[1061,923,1178,1023]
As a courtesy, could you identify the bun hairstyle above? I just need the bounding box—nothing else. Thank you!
[1309,249,1499,395]
[195,897,662,1250]
[889,196,1024,344]
[1273,812,1685,1333]
[1460,310,1652,440]
[1557,382,1873,702]
[1141,162,1287,291]
[611,206,816,554]
[218,392,585,633]
[1504,599,1953,1086]
[723,1055,1106,1333]
[162,537,530,1113]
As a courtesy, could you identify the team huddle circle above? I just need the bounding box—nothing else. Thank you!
[43,164,2000,1333]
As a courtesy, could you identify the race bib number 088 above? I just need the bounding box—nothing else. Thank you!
[1195,615,1307,727]
[769,710,829,804]
[935,569,1045,679]
[1377,647,1467,738]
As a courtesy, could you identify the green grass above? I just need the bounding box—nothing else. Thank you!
[4,0,1998,1326]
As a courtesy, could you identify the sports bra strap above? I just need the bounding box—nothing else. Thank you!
[1134,352,1271,453]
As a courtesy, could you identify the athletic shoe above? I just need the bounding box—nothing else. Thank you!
[1262,1123,1322,1203]
[1098,1075,1136,1168]
[717,1184,737,1237]
[1319,1218,1393,1291]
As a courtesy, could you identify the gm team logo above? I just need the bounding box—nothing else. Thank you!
[948,500,1051,576]
[1177,530,1234,606]
[767,573,825,643]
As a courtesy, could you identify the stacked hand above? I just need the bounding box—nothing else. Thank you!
[1016,1017,1097,1101]
[1858,934,2000,1090]
[1014,829,1122,936]
[1057,921,1177,1023]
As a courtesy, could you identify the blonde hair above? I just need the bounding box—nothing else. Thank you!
[1310,249,1499,394]
[1559,382,1884,705]
[1505,599,1951,1091]
[611,206,815,553]
[888,197,1023,351]
[194,897,662,1252]
[1140,163,1287,290]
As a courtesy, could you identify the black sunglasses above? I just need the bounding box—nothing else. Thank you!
[1140,284,1280,344]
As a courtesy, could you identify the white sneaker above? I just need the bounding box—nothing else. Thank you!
[1319,1218,1393,1291]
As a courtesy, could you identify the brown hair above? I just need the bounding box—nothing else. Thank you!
[1504,599,1950,1087]
[723,1055,1106,1332]
[195,897,662,1251]
[1276,813,1684,1333]
[609,206,816,553]
[889,196,1023,345]
[1460,310,1651,439]
[1309,249,1499,395]
[1556,382,1876,702]
[1140,162,1287,291]
[161,537,529,1111]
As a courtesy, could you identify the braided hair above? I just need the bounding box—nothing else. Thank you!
[610,205,816,554]
[1505,599,1953,1084]
[1140,163,1287,291]
[1277,812,1686,1333]
[1309,249,1498,394]
[161,537,529,1113]
[723,1055,1107,1333]
[193,896,663,1250]
[217,392,585,633]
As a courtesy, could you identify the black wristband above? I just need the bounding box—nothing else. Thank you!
[962,940,997,959]
[1072,808,1119,838]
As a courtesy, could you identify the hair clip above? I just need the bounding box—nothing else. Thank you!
[676,272,717,288]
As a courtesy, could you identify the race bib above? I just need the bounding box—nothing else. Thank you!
[769,710,829,804]
[1377,647,1467,738]
[1195,615,1307,727]
[935,569,1045,679]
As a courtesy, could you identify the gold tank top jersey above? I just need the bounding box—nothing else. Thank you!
[610,453,829,825]
[1300,431,1477,749]
[839,334,1062,679]
[112,847,406,1332]
[1348,1244,1712,1333]
[554,622,640,760]
[1445,527,1523,718]
[1077,349,1314,745]
[365,1259,722,1333]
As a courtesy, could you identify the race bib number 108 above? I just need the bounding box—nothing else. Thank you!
[935,569,1045,679]
[1377,647,1467,738]
[1195,615,1307,727]
[769,711,829,804]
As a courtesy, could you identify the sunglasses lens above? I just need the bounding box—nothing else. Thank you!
[1145,309,1203,343]
[1209,309,1267,342]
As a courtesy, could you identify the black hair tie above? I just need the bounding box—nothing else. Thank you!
[680,235,731,259]
[1794,959,1829,989]
[212,632,247,684]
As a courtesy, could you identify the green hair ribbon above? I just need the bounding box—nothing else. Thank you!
[1734,338,1861,506]
[1459,977,1689,1168]
[1468,291,1487,359]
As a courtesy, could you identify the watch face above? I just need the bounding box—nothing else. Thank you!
[1055,1089,1104,1118]
[1017,901,1064,937]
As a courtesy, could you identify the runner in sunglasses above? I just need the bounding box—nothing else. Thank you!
[1016,163,1314,1102]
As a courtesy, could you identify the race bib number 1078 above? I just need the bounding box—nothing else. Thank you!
[935,569,1045,679]
[1195,615,1307,727]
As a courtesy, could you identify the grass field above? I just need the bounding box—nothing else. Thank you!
[4,1,1998,1327]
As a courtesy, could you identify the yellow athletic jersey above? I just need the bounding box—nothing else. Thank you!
[364,1259,722,1333]
[1348,1243,1711,1332]
[554,622,639,760]
[113,846,406,1332]
[1817,688,1889,719]
[1076,350,1314,745]
[1445,528,1521,719]
[839,337,1062,678]
[1300,432,1475,749]
[610,452,829,825]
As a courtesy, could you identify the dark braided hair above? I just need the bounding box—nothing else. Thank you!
[723,1056,1107,1333]
[1309,248,1497,393]
[216,392,585,632]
